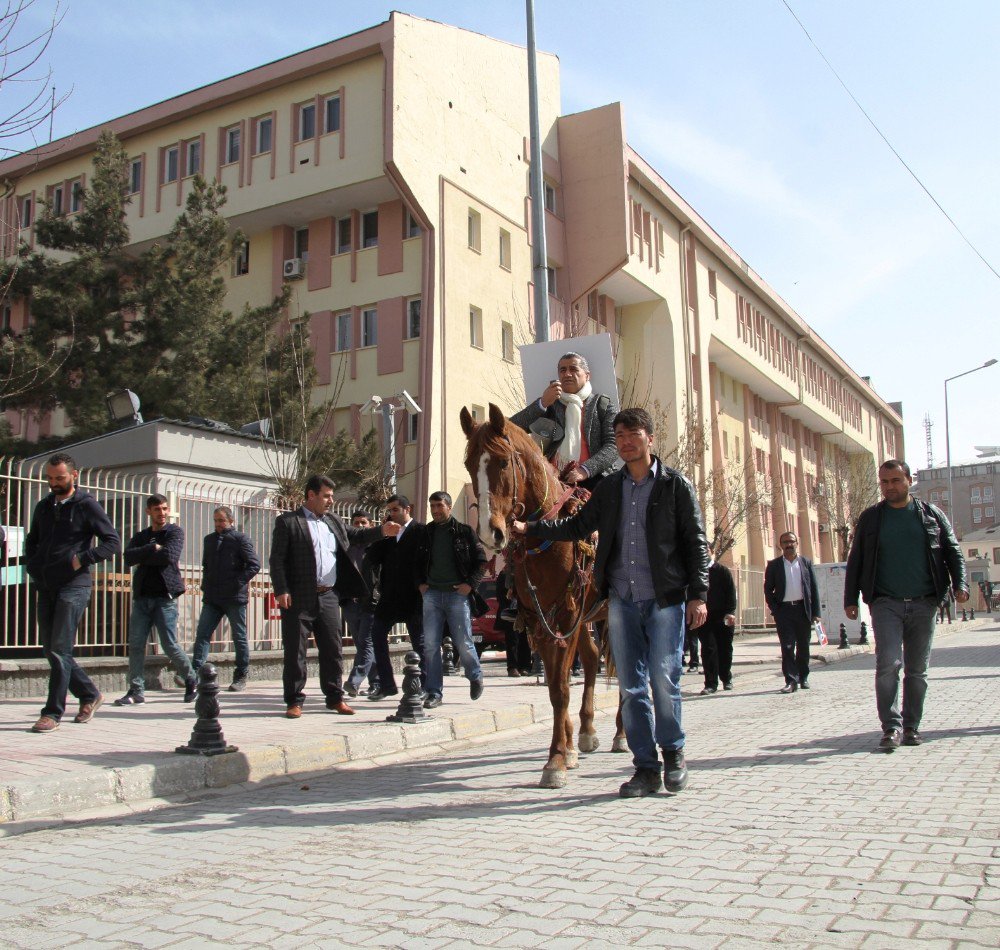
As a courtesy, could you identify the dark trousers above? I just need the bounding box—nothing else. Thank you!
[280,589,344,707]
[371,609,424,694]
[775,602,812,685]
[698,621,734,690]
[684,629,700,666]
[343,601,378,691]
[504,628,531,673]
[37,585,100,720]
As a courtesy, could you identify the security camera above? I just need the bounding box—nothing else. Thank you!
[398,389,422,415]
[360,395,383,414]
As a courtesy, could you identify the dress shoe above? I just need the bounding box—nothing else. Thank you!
[699,687,717,695]
[229,677,247,693]
[74,694,104,723]
[344,684,359,698]
[662,748,689,793]
[423,694,443,709]
[878,728,901,752]
[779,682,798,694]
[31,715,60,733]
[469,679,484,701]
[619,767,662,798]
[687,664,699,674]
[902,728,923,746]
[286,705,303,719]
[367,689,398,701]
[507,669,521,678]
[183,677,198,703]
[722,680,734,691]
[114,690,145,706]
[328,701,355,715]
[800,680,811,690]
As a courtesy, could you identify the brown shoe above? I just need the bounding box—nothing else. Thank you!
[31,716,60,733]
[74,694,104,724]
[285,705,303,719]
[328,701,355,715]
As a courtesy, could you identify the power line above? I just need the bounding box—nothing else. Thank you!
[781,0,1000,284]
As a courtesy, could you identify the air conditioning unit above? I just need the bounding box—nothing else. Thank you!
[818,523,830,534]
[283,258,305,279]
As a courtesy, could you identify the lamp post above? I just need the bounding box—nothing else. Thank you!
[360,390,422,495]
[945,359,997,534]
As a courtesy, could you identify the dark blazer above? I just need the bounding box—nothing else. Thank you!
[764,554,821,621]
[510,391,621,480]
[269,508,382,613]
[529,456,710,607]
[366,520,427,623]
[124,523,186,598]
[706,561,738,622]
[201,528,261,605]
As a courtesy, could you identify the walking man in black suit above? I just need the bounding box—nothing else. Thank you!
[698,559,738,695]
[269,475,397,718]
[764,531,821,693]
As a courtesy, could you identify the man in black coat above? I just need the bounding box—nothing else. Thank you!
[191,506,261,691]
[116,494,197,706]
[343,510,381,698]
[24,453,121,733]
[364,494,427,700]
[269,475,397,718]
[698,559,738,694]
[763,531,821,694]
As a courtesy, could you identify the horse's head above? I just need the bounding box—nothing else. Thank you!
[461,403,529,553]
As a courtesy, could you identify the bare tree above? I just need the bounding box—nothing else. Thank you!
[813,450,880,559]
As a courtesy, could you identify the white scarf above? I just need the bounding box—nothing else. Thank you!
[556,380,592,468]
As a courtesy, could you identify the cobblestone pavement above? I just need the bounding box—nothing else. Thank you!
[0,624,996,948]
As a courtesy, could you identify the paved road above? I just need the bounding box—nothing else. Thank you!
[1,625,997,948]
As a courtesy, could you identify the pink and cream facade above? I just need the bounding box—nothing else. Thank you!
[0,13,901,568]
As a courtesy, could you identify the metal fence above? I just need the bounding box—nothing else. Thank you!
[733,566,768,629]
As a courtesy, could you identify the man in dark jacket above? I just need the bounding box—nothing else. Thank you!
[343,510,381,698]
[513,407,710,798]
[698,559,738,694]
[190,506,261,691]
[416,491,488,708]
[269,475,396,718]
[764,532,822,694]
[844,459,968,751]
[364,494,426,700]
[116,494,197,706]
[25,453,121,733]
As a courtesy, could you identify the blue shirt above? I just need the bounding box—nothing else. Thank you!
[303,508,337,587]
[607,459,657,602]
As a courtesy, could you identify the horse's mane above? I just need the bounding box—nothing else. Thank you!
[465,418,557,478]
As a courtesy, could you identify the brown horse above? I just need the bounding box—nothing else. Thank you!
[460,403,603,788]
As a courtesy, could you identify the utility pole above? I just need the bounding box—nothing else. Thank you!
[526,0,550,343]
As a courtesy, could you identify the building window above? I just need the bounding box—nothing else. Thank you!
[723,431,729,458]
[335,312,352,352]
[469,306,483,349]
[298,102,316,141]
[361,210,378,248]
[735,435,740,458]
[972,487,982,502]
[69,180,83,213]
[985,486,995,502]
[336,216,352,254]
[407,298,421,339]
[185,139,201,176]
[19,195,31,227]
[128,159,142,196]
[543,180,556,214]
[467,208,481,251]
[255,116,273,154]
[708,269,718,299]
[50,184,64,216]
[986,506,995,520]
[499,228,511,270]
[930,491,939,502]
[164,146,179,183]
[294,227,309,261]
[324,95,341,133]
[471,404,485,423]
[405,211,420,238]
[361,307,377,347]
[233,240,250,277]
[407,412,419,444]
[225,126,241,165]
[993,547,1000,565]
[501,321,514,362]
[973,508,982,524]
[546,265,558,298]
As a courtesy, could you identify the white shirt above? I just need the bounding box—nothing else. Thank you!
[303,508,337,587]
[782,556,803,602]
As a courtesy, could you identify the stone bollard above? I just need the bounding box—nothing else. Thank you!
[859,621,869,645]
[962,608,968,622]
[838,623,849,649]
[175,663,237,756]
[970,607,975,620]
[387,651,428,723]
[531,650,545,685]
[442,633,459,674]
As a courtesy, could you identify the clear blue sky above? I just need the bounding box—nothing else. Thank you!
[7,0,999,469]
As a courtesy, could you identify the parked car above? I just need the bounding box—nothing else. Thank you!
[470,572,504,656]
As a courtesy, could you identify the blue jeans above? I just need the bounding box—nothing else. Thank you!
[870,596,937,732]
[343,601,378,691]
[37,585,99,720]
[422,589,481,698]
[127,595,193,692]
[609,593,686,769]
[192,601,250,676]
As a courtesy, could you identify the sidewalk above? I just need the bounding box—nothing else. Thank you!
[0,618,985,831]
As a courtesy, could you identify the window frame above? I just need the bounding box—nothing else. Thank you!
[324,94,341,134]
[50,183,64,217]
[233,240,250,277]
[467,208,481,252]
[361,307,378,348]
[294,227,310,262]
[255,115,273,155]
[406,412,419,444]
[334,311,352,352]
[499,227,511,270]
[225,126,241,165]
[543,180,557,214]
[469,305,483,349]
[405,211,420,239]
[336,216,352,254]
[19,194,32,227]
[361,210,378,249]
[501,320,514,362]
[69,179,83,214]
[298,102,316,142]
[185,139,201,177]
[164,145,180,184]
[407,298,422,339]
[128,158,143,196]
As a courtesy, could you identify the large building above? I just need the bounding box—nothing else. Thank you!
[913,460,998,538]
[0,12,903,572]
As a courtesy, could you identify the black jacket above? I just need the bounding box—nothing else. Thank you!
[25,489,121,590]
[706,561,738,622]
[125,523,186,598]
[528,457,710,607]
[269,508,383,613]
[764,554,821,621]
[415,517,488,589]
[201,528,261,605]
[844,499,967,608]
[366,520,427,622]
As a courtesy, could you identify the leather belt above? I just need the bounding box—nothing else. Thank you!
[783,599,804,606]
[317,585,334,594]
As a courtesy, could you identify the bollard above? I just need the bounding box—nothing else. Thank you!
[387,651,428,723]
[838,623,849,649]
[859,621,869,645]
[175,664,237,756]
[970,607,975,620]
[531,650,545,685]
[962,608,968,622]
[442,632,458,675]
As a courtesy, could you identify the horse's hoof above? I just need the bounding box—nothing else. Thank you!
[539,767,568,788]
[578,733,600,754]
[565,750,579,769]
[611,737,629,753]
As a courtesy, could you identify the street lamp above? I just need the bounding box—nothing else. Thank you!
[360,390,422,493]
[945,359,997,533]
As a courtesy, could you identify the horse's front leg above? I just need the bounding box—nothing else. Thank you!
[539,639,574,788]
[577,624,600,754]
